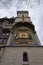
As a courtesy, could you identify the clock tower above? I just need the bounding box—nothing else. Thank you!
[7,11,41,46]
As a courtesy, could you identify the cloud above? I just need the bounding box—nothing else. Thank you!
[0,0,43,45]
[29,3,43,45]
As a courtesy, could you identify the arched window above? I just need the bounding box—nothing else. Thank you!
[23,52,28,61]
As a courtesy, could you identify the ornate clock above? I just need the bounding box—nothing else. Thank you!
[14,27,32,45]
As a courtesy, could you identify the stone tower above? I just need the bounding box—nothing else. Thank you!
[0,11,43,65]
[7,11,41,46]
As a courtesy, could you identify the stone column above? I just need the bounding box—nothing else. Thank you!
[6,32,13,46]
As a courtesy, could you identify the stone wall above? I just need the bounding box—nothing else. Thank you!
[0,47,43,65]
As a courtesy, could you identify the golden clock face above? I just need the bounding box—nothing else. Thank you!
[14,27,32,45]
[18,32,28,38]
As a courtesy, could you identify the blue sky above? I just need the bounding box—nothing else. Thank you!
[0,0,43,45]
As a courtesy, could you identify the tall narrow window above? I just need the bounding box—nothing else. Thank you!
[23,52,28,61]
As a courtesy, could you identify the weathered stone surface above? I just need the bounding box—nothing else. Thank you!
[0,47,43,65]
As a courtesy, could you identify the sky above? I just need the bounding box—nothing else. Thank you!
[0,0,43,45]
